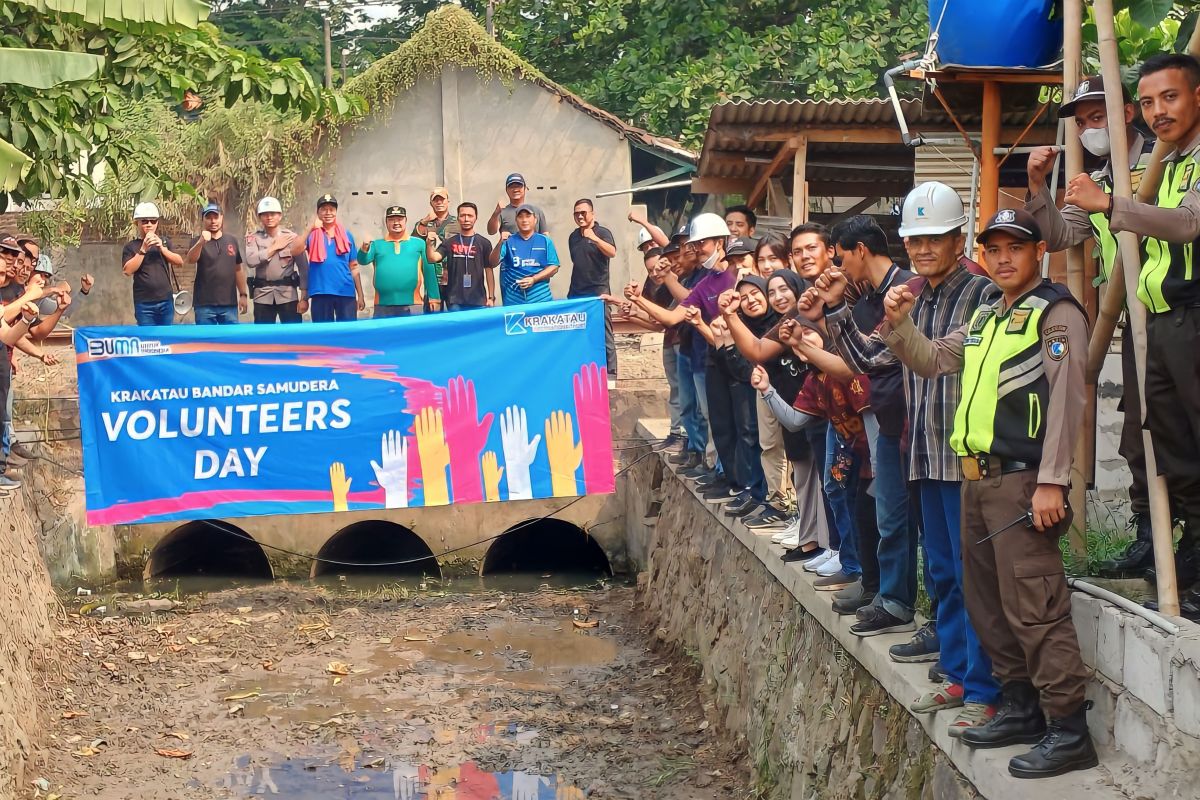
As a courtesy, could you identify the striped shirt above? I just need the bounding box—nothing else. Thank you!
[835,265,999,481]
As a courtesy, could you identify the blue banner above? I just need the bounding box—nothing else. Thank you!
[75,299,614,525]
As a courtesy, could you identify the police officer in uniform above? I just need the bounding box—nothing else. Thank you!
[1025,75,1161,576]
[1065,54,1200,617]
[882,209,1096,779]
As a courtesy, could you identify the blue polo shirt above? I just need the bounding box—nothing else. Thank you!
[306,229,357,298]
[499,232,558,306]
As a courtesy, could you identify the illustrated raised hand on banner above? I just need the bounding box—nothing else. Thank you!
[415,407,451,506]
[500,405,541,501]
[370,430,410,509]
[482,451,504,502]
[545,410,582,497]
[572,362,614,493]
[443,376,494,504]
[329,462,351,512]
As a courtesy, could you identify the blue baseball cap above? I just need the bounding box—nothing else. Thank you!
[201,201,222,216]
[505,173,526,187]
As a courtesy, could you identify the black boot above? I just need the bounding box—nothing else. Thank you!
[1145,545,1198,592]
[1097,515,1154,577]
[1008,702,1099,779]
[959,681,1046,749]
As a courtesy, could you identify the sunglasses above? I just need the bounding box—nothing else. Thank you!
[136,219,158,224]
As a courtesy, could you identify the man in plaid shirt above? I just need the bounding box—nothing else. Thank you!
[824,184,1002,738]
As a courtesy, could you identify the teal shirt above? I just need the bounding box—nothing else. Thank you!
[357,236,440,306]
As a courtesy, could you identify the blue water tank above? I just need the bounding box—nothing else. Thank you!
[928,0,1063,68]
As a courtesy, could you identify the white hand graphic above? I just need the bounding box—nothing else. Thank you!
[370,430,409,509]
[500,405,542,501]
[512,772,550,800]
[392,763,421,800]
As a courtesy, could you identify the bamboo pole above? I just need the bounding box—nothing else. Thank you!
[1063,0,1088,562]
[1093,0,1178,616]
[1085,20,1200,383]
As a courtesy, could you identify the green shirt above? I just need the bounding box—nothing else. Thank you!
[357,236,440,306]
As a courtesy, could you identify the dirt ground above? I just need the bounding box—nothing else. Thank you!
[28,583,748,799]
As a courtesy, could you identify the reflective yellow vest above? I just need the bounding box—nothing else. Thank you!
[1088,146,1154,286]
[951,281,1082,462]
[1137,146,1200,312]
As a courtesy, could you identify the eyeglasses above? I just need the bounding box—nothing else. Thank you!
[136,219,158,224]
[573,211,589,217]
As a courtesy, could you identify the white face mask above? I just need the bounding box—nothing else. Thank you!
[1079,127,1111,157]
[701,246,721,271]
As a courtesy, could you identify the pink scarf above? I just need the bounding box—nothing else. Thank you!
[307,223,351,262]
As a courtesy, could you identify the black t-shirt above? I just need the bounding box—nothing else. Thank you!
[191,234,243,307]
[851,264,913,437]
[437,233,493,307]
[567,224,616,297]
[0,283,22,304]
[122,237,175,303]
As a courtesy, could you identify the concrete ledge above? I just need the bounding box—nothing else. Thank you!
[635,418,1150,800]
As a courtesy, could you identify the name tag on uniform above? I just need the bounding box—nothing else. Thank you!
[964,335,982,346]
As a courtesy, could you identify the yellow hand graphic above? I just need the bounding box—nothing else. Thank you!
[482,450,504,502]
[415,406,451,506]
[545,410,583,497]
[329,461,351,512]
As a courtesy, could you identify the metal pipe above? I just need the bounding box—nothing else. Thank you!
[1067,578,1180,636]
[1095,0,1179,616]
[965,152,980,254]
[883,60,924,146]
[594,179,696,198]
[997,145,1064,155]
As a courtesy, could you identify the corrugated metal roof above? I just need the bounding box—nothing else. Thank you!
[708,98,917,127]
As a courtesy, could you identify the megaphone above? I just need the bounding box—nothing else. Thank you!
[172,288,193,316]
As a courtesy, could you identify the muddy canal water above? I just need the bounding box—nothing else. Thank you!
[38,580,748,799]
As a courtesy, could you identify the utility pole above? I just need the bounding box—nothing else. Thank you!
[323,14,333,90]
[486,0,496,38]
[340,47,348,86]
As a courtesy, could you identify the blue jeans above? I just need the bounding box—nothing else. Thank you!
[918,479,1000,705]
[823,426,860,574]
[676,350,708,455]
[194,305,239,325]
[134,299,173,326]
[310,294,358,322]
[664,344,684,435]
[864,410,917,621]
[445,303,485,312]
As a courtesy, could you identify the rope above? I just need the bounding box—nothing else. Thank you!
[191,448,659,569]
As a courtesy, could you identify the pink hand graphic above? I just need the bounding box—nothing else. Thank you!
[442,375,494,504]
[573,362,615,493]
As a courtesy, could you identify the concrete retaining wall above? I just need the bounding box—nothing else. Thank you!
[623,419,1200,800]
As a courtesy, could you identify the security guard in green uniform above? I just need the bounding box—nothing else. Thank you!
[1066,54,1200,619]
[1026,75,1161,577]
[882,209,1096,779]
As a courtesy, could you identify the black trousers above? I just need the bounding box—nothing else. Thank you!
[253,301,303,324]
[856,478,881,594]
[1145,308,1200,537]
[1119,325,1152,523]
[704,357,765,498]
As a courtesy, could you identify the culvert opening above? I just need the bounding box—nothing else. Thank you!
[146,520,274,580]
[481,519,612,577]
[311,521,440,578]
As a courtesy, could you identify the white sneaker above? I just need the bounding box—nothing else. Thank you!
[771,517,800,543]
[816,552,843,577]
[778,532,800,548]
[804,549,836,573]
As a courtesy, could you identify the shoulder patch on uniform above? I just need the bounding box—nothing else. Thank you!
[1043,324,1068,335]
[969,308,994,334]
[1047,335,1069,361]
[1006,307,1033,334]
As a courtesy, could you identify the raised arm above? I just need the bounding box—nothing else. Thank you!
[879,285,967,378]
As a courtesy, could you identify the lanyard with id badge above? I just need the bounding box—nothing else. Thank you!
[455,235,476,290]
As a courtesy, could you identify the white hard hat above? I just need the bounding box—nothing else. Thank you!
[257,196,283,215]
[33,254,53,276]
[688,212,729,244]
[637,228,654,248]
[133,201,160,220]
[898,182,968,237]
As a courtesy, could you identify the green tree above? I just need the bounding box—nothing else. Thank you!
[492,0,929,147]
[0,0,362,209]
